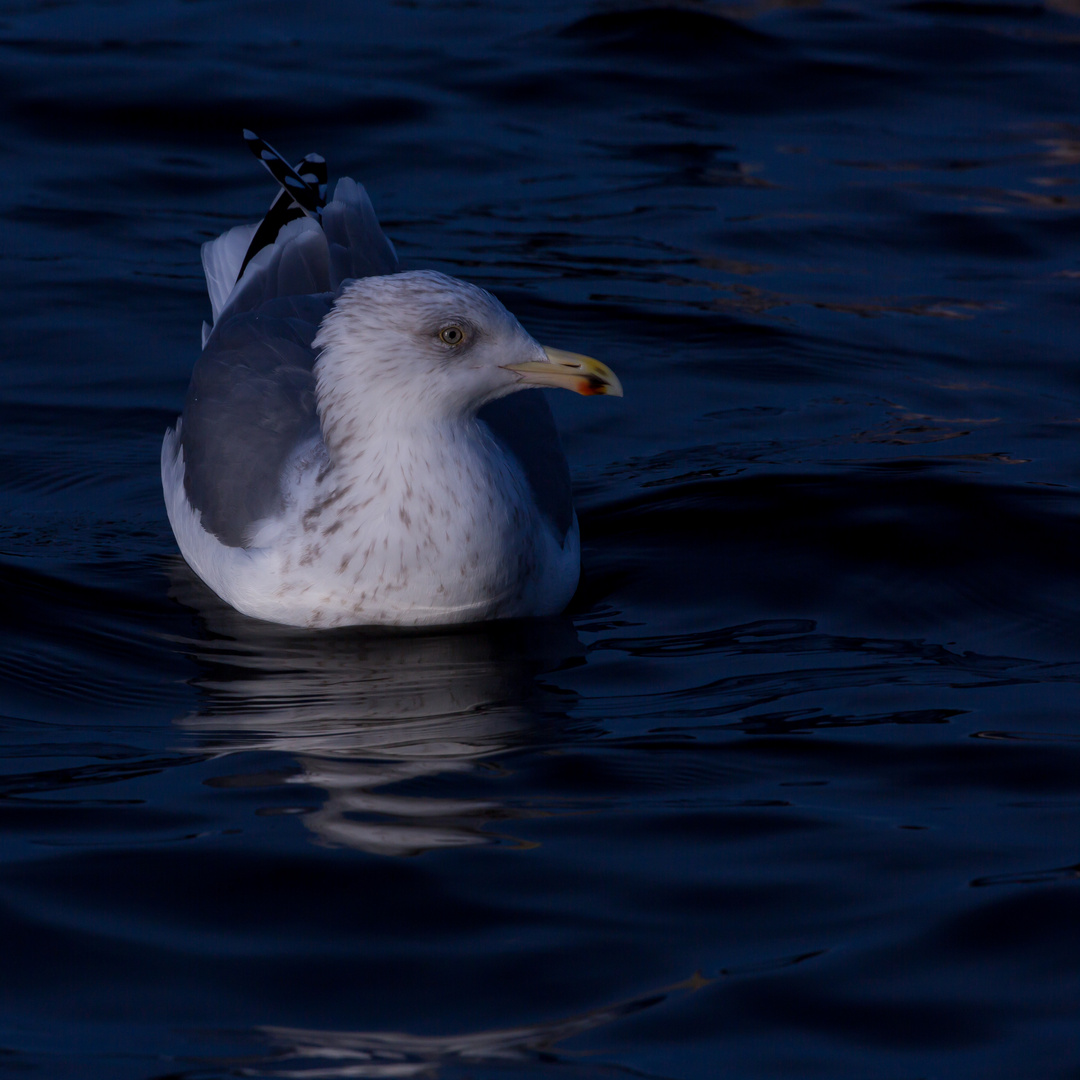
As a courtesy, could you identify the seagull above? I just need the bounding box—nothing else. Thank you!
[162,132,621,629]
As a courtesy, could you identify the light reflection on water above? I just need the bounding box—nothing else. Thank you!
[249,978,704,1079]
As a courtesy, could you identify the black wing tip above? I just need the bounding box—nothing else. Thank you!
[235,129,330,284]
[241,129,325,214]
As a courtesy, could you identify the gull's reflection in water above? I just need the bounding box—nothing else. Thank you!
[240,976,706,1078]
[168,562,585,855]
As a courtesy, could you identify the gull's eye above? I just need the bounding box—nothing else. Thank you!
[439,325,466,346]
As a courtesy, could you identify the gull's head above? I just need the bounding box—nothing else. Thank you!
[312,270,620,437]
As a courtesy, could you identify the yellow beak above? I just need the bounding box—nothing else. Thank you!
[502,347,623,397]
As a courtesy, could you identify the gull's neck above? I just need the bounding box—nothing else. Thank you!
[314,343,482,467]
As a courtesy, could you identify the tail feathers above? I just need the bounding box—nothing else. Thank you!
[199,133,399,343]
[238,136,329,281]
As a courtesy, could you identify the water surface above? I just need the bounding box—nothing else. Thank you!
[2,1,1080,1077]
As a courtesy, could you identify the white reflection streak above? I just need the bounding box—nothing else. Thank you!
[250,976,704,1078]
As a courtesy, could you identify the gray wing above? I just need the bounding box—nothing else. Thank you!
[181,294,332,547]
[181,173,400,548]
[479,392,575,542]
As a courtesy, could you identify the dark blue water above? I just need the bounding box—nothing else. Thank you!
[3,1,1080,1076]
